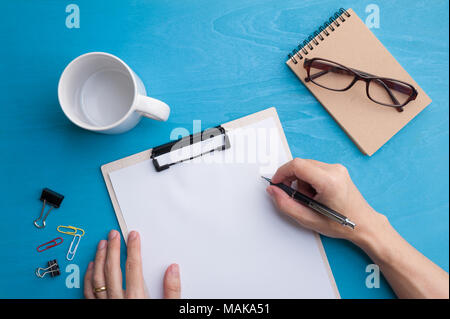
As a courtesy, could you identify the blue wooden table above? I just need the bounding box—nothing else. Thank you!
[0,0,448,299]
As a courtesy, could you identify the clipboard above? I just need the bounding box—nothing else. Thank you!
[101,107,340,298]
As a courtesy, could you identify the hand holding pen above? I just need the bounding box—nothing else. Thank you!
[265,158,449,299]
[262,176,355,229]
[265,158,378,243]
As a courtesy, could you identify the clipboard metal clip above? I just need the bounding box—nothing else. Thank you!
[151,125,231,172]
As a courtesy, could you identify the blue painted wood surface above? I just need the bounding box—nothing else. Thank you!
[0,0,448,298]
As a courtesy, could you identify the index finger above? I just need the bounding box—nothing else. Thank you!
[271,158,328,192]
[125,231,146,298]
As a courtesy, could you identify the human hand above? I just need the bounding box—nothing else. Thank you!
[84,230,181,299]
[266,158,388,245]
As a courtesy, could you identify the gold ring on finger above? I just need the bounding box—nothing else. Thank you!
[94,286,107,293]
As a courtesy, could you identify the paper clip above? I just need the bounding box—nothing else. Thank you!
[66,234,82,261]
[35,259,60,278]
[57,225,85,237]
[36,237,64,252]
[34,188,64,229]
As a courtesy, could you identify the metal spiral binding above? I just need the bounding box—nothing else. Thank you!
[288,8,351,64]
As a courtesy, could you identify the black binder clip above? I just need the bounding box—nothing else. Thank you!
[151,125,231,172]
[35,259,60,278]
[33,188,64,229]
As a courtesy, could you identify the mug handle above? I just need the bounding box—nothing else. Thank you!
[135,95,170,121]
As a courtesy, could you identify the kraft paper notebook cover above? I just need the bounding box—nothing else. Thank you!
[286,8,431,156]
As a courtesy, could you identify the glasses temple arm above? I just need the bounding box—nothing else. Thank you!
[306,63,354,82]
[355,68,414,96]
[307,69,329,81]
[374,79,401,106]
[373,79,404,112]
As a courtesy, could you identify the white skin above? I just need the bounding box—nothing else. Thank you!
[84,158,449,299]
[84,230,180,299]
[267,158,449,299]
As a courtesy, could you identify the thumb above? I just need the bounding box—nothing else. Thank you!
[266,186,317,227]
[163,263,181,299]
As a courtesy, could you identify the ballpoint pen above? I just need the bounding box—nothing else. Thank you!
[262,176,356,229]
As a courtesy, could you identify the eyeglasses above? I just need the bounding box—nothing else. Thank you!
[303,58,418,112]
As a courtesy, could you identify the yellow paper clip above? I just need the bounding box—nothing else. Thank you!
[57,225,85,237]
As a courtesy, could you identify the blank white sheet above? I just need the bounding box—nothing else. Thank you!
[108,118,337,298]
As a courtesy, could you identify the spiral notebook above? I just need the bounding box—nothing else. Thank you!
[286,8,431,156]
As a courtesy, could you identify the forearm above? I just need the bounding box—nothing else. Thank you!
[353,213,449,299]
[267,159,448,298]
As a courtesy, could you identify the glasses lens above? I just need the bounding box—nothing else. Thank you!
[309,60,355,90]
[368,79,413,106]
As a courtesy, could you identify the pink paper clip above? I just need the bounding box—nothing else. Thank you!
[36,237,64,252]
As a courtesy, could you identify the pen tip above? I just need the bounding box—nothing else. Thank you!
[261,176,271,183]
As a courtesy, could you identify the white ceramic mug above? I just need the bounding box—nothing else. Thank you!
[58,52,170,134]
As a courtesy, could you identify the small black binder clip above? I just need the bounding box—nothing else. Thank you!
[35,259,60,278]
[33,188,64,229]
[151,125,231,172]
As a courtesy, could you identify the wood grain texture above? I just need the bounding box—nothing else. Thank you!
[0,0,448,298]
